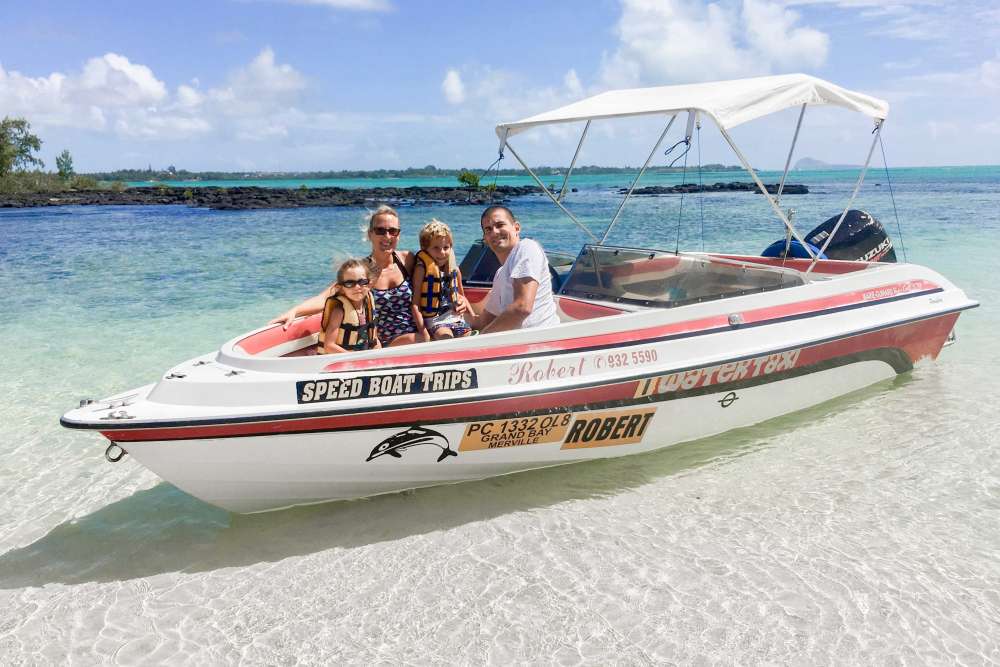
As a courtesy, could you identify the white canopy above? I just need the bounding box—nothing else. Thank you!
[496,73,889,138]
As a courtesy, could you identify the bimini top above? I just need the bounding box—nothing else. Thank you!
[496,73,889,138]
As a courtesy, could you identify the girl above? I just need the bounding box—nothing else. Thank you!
[319,258,382,354]
[411,219,474,340]
[271,205,419,347]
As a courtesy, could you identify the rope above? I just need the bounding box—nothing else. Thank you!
[878,132,907,262]
[664,138,691,168]
[479,150,504,204]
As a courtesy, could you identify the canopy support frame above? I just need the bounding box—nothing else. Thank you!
[776,104,807,206]
[600,114,678,245]
[557,120,591,202]
[777,104,806,262]
[503,139,599,243]
[715,122,818,262]
[806,119,883,276]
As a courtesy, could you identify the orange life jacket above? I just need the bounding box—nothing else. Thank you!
[318,292,376,353]
[415,250,459,316]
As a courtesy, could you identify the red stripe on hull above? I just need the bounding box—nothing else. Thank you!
[323,280,941,372]
[103,383,624,442]
[557,298,625,320]
[238,313,322,355]
[712,255,873,275]
[99,313,957,443]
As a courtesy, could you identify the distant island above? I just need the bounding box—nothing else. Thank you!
[82,163,748,182]
[794,157,862,171]
[1,116,775,209]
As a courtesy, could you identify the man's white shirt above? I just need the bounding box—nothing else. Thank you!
[484,238,560,328]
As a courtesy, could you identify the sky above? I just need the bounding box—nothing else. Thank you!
[1,0,998,171]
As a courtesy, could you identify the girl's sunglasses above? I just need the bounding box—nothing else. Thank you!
[373,227,400,237]
[339,278,371,288]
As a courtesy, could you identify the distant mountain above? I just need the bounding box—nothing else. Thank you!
[794,157,862,170]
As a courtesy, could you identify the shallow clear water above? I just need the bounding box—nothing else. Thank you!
[1,169,998,663]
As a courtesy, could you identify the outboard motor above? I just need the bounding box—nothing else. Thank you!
[760,238,824,259]
[761,210,896,262]
[804,210,896,262]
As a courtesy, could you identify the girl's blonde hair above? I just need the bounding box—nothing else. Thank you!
[331,257,378,296]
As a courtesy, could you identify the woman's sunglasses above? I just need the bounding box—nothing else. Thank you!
[373,227,400,237]
[339,278,371,288]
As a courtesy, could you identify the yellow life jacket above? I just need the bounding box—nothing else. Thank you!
[416,250,459,316]
[318,292,376,353]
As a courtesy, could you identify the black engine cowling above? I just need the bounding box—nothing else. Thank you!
[804,210,896,263]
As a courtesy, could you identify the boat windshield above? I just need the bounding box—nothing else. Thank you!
[559,245,805,307]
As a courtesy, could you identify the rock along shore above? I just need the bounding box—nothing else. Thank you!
[620,182,808,195]
[0,185,542,210]
[0,181,808,210]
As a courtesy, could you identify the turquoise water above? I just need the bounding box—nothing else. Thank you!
[129,164,999,191]
[1,168,998,662]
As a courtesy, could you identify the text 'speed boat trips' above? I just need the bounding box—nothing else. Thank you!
[61,74,977,513]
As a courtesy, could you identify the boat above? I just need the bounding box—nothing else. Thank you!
[61,74,978,513]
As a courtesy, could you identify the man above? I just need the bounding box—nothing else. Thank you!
[465,205,560,333]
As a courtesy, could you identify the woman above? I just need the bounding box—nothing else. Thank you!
[270,204,421,347]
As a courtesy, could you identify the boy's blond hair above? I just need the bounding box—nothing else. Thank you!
[419,219,453,250]
[418,219,457,273]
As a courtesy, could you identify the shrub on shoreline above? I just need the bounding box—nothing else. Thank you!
[0,171,99,194]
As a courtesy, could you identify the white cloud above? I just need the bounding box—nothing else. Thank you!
[925,120,959,141]
[210,47,306,116]
[175,84,203,110]
[442,69,465,105]
[785,0,1000,44]
[0,53,169,128]
[598,0,829,88]
[0,63,67,118]
[563,69,583,97]
[883,59,922,71]
[72,53,167,107]
[114,111,212,139]
[277,0,391,10]
[980,55,1000,90]
[977,120,1000,135]
[0,48,308,141]
[892,54,1000,97]
[743,0,828,69]
[445,66,586,123]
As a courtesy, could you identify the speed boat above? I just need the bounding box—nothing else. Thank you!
[61,74,977,513]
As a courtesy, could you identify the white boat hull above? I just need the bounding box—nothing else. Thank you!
[126,358,897,513]
[62,258,975,513]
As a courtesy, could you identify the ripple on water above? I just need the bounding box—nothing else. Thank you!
[1,190,999,662]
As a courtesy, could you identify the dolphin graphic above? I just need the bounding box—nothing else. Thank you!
[366,426,458,463]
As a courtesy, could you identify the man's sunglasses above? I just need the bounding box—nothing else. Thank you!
[373,227,400,237]
[339,278,371,288]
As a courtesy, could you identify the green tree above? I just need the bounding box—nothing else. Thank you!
[0,117,44,177]
[56,149,74,180]
[457,169,480,189]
